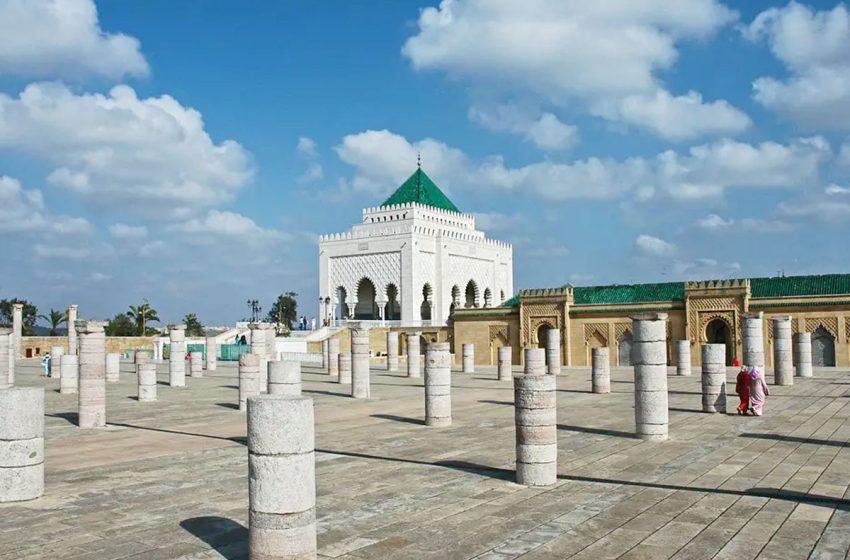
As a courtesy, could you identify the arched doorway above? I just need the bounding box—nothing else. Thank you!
[706,318,734,366]
[464,280,478,308]
[385,284,400,321]
[355,278,378,319]
[490,332,508,365]
[483,288,492,307]
[420,284,432,321]
[618,330,633,366]
[812,326,836,367]
[335,287,347,321]
[536,323,551,350]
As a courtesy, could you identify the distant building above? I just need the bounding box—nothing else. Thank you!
[318,166,513,326]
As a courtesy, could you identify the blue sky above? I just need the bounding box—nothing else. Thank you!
[1,0,849,325]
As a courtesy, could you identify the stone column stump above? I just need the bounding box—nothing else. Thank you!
[239,354,261,412]
[351,324,370,399]
[0,387,44,502]
[387,331,399,372]
[0,329,11,389]
[205,337,218,371]
[269,361,301,396]
[247,395,316,559]
[190,351,203,378]
[60,354,78,394]
[169,325,187,387]
[773,316,793,386]
[338,352,352,384]
[514,349,557,487]
[137,362,157,402]
[407,332,421,378]
[702,344,727,413]
[546,328,561,375]
[424,342,451,427]
[321,339,328,371]
[50,346,64,379]
[632,313,668,441]
[67,304,78,355]
[328,338,339,380]
[498,346,512,381]
[795,332,813,378]
[462,343,474,374]
[742,312,765,368]
[105,352,120,383]
[77,320,108,428]
[591,347,610,394]
[676,340,691,377]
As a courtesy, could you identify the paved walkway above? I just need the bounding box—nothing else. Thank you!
[2,360,850,559]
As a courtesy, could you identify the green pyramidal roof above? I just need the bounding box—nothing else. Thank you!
[381,167,460,213]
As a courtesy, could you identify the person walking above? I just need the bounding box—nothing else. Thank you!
[41,353,51,377]
[735,366,750,415]
[748,366,770,416]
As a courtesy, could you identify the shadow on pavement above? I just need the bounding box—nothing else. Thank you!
[180,516,248,560]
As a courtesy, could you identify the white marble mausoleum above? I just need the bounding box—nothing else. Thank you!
[318,166,513,326]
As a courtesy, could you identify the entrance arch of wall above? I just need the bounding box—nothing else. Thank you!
[464,280,479,308]
[355,277,379,319]
[812,326,836,367]
[617,329,633,366]
[385,284,400,320]
[705,316,735,365]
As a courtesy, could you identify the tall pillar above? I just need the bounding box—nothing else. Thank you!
[795,332,813,378]
[387,331,399,372]
[328,338,339,380]
[321,339,328,371]
[247,395,317,559]
[546,328,561,375]
[676,340,691,376]
[77,320,107,428]
[462,343,475,373]
[701,344,727,413]
[0,387,44,502]
[269,360,301,396]
[60,354,78,394]
[0,328,11,388]
[407,332,421,378]
[338,352,352,384]
[742,312,765,368]
[591,347,610,394]
[632,313,668,441]
[266,328,278,361]
[189,351,203,378]
[12,303,23,359]
[205,337,218,371]
[169,325,186,387]
[424,342,451,427]
[497,346,512,381]
[137,362,157,402]
[105,353,120,383]
[514,348,557,487]
[50,346,64,379]
[773,316,793,386]
[351,323,370,399]
[239,354,260,411]
[67,304,78,356]
[250,323,273,392]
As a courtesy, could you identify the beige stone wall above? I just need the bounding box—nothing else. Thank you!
[451,315,519,366]
[21,336,156,357]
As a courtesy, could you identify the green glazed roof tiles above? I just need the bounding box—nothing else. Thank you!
[750,274,850,298]
[573,282,685,305]
[381,167,460,213]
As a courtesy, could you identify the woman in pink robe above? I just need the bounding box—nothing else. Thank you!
[748,366,770,416]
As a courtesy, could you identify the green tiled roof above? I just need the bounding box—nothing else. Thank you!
[574,282,685,305]
[381,167,460,213]
[750,274,850,298]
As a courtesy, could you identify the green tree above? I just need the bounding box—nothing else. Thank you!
[184,313,205,337]
[0,299,38,335]
[38,308,67,336]
[267,292,298,330]
[127,302,160,336]
[105,313,136,336]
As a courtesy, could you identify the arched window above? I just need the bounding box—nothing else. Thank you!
[421,284,433,320]
[464,280,478,308]
[354,278,379,320]
[385,284,400,321]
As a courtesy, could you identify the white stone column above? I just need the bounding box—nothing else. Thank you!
[67,304,78,356]
[137,362,157,402]
[321,339,328,371]
[5,332,12,386]
[795,332,813,378]
[12,303,22,359]
[462,343,475,373]
[742,312,765,368]
[77,320,107,429]
[514,348,557,487]
[105,353,120,383]
[247,395,317,559]
[351,323,370,399]
[591,347,610,394]
[424,342,451,427]
[155,339,164,361]
[239,354,260,411]
[205,337,218,371]
[387,331,399,372]
[328,338,339,380]
[60,354,78,394]
[0,329,11,388]
[50,346,64,379]
[676,340,691,377]
[169,325,187,387]
[189,351,203,378]
[497,346,512,381]
[701,344,727,413]
[266,328,278,361]
[0,387,44,502]
[338,352,352,384]
[773,316,793,386]
[632,313,668,441]
[406,332,421,378]
[546,328,561,375]
[269,360,301,396]
[250,323,273,392]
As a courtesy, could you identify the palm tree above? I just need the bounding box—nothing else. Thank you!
[39,308,67,336]
[127,302,160,336]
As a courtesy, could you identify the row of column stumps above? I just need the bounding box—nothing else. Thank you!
[591,347,610,393]
[632,313,669,441]
[514,348,557,486]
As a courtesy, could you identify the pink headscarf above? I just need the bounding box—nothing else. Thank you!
[748,365,763,380]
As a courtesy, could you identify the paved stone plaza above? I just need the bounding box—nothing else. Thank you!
[2,360,850,559]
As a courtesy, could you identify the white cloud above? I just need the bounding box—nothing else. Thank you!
[697,213,734,231]
[0,0,148,80]
[635,234,676,256]
[34,241,112,261]
[297,137,318,159]
[468,104,578,150]
[472,212,523,232]
[169,210,287,243]
[0,82,254,219]
[109,223,148,240]
[826,183,850,195]
[746,2,850,128]
[778,197,850,222]
[0,175,46,232]
[403,0,746,140]
[739,217,794,233]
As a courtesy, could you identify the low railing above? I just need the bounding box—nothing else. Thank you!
[328,319,437,328]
